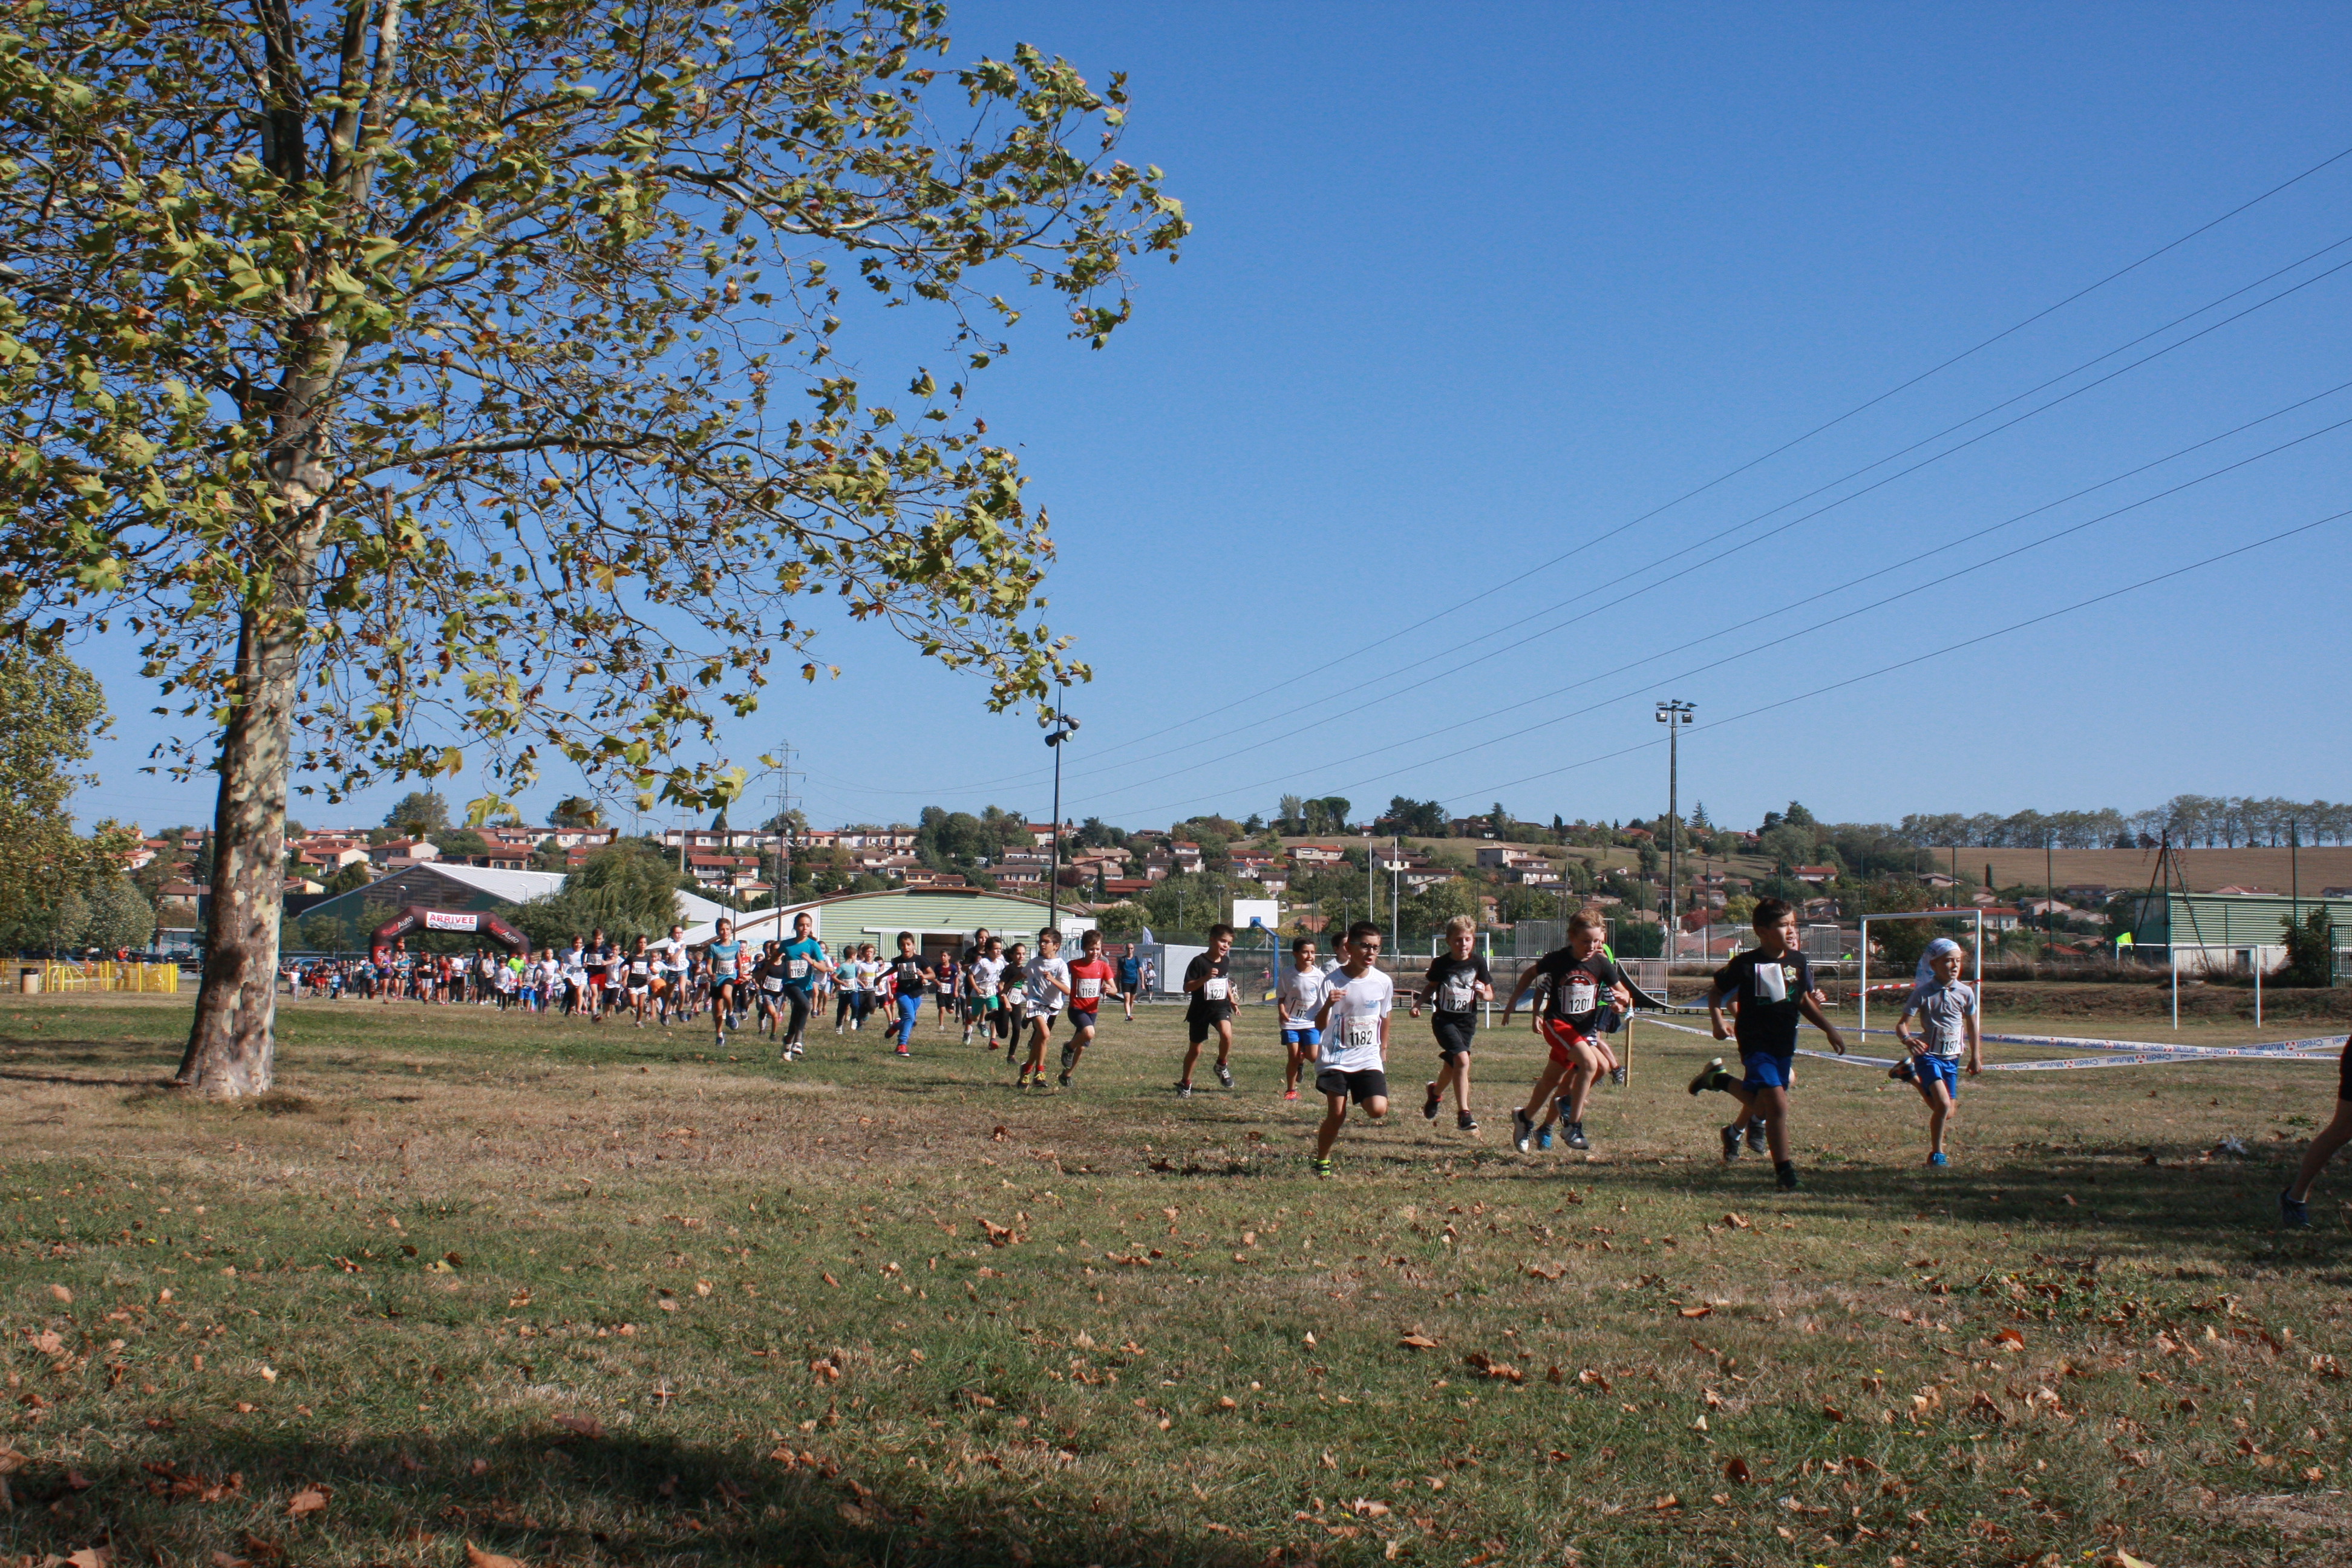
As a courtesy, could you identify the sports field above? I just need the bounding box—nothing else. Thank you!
[1,994,2346,1567]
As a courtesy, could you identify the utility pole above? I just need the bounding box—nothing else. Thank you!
[1044,685,1077,934]
[1390,833,1401,953]
[1656,700,1693,959]
[769,740,799,912]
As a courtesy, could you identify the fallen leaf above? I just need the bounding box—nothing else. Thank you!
[50,1285,73,1303]
[1398,1333,1440,1350]
[66,1549,106,1568]
[978,1218,1017,1247]
[551,1416,604,1440]
[260,1366,277,1383]
[1351,1498,1391,1517]
[821,1272,839,1287]
[29,1330,64,1356]
[1993,1328,2025,1350]
[1821,1405,1845,1423]
[286,1487,328,1517]
[1723,1457,1751,1483]
[1302,1333,1317,1349]
[1677,1306,1711,1319]
[209,1555,250,1568]
[1722,1212,1751,1229]
[1651,1494,1681,1511]
[464,1544,528,1568]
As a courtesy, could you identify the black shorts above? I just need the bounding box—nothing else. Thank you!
[2337,1036,2352,1102]
[1187,1009,1232,1045]
[1432,1012,1476,1061]
[990,1007,1013,1039]
[1315,1067,1389,1105]
[1068,1008,1099,1036]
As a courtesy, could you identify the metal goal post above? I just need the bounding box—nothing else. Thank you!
[1858,907,1985,1039]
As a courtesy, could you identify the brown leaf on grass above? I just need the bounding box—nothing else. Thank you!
[1821,1405,1845,1423]
[1968,1391,2007,1423]
[1723,1456,1751,1483]
[1546,1365,1564,1385]
[28,1329,64,1356]
[285,1487,328,1517]
[551,1416,604,1440]
[1993,1328,2025,1349]
[1525,1262,1564,1281]
[49,1285,72,1304]
[65,1549,106,1568]
[1350,1498,1390,1517]
[1397,1333,1439,1350]
[1650,1494,1680,1511]
[1462,1351,1524,1384]
[1722,1213,1751,1229]
[1576,1368,1611,1394]
[977,1218,1018,1247]
[990,1126,1009,1142]
[209,1555,249,1568]
[464,1543,528,1568]
[1677,1306,1711,1319]
[821,1273,839,1287]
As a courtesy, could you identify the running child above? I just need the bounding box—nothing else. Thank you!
[1307,921,1393,1177]
[1890,937,1980,1166]
[1174,923,1238,1099]
[1276,936,1330,1102]
[1413,914,1491,1133]
[626,934,654,1024]
[1059,929,1119,1087]
[753,939,789,1039]
[932,947,959,1031]
[1500,908,1627,1153]
[779,912,831,1059]
[999,941,1030,1062]
[958,928,992,1045]
[2281,1035,2352,1227]
[1117,947,1142,1021]
[703,918,743,1051]
[656,924,690,1024]
[969,936,1008,1053]
[1016,928,1073,1088]
[1688,897,1847,1191]
[886,932,934,1059]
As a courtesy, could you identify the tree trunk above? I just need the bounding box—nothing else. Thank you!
[175,606,305,1096]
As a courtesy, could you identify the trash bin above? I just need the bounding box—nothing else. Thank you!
[19,967,40,995]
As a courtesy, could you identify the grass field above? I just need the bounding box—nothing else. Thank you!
[2,992,2348,1567]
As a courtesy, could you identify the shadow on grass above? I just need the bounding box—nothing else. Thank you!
[4,1420,1285,1568]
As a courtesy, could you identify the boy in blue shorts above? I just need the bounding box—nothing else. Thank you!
[1689,898,1845,1191]
[1892,938,1980,1166]
[1276,935,1330,1102]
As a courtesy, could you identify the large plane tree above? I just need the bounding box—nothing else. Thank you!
[0,0,1184,1093]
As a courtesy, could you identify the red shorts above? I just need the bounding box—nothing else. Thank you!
[1543,1018,1596,1067]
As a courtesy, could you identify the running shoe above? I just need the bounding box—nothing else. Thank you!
[1284,1088,1299,1101]
[1687,1057,1725,1096]
[2281,1189,2312,1229]
[1214,1062,1235,1089]
[1061,1043,1077,1072]
[894,1046,911,1059]
[1173,1080,1192,1099]
[1609,1065,1627,1086]
[1566,1121,1590,1151]
[1535,1123,1552,1151]
[713,1031,726,1052]
[1456,1111,1478,1133]
[1422,1082,1442,1122]
[1057,1071,1072,1088]
[1889,1059,1915,1083]
[1310,1154,1333,1179]
[1746,1117,1768,1155]
[1775,1165,1801,1192]
[1719,1125,1741,1163]
[1511,1108,1534,1154]
[1926,1151,1947,1167]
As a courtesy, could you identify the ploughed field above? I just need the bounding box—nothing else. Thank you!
[0,991,2345,1567]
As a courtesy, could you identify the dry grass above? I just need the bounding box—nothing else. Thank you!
[0,993,2348,1567]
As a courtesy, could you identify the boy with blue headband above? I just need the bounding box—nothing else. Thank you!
[1890,937,1981,1166]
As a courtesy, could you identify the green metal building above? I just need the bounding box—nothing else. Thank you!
[2122,890,2351,973]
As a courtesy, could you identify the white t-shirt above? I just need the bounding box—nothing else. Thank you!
[658,938,688,973]
[1319,966,1393,1073]
[1025,954,1071,1014]
[1278,964,1331,1030]
[971,956,1005,1000]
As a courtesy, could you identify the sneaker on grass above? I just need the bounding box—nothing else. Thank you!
[1719,1125,1741,1163]
[1456,1111,1478,1133]
[1310,1154,1333,1179]
[2281,1189,2311,1228]
[1172,1080,1192,1099]
[1534,1123,1552,1151]
[1511,1108,1534,1154]
[1745,1117,1768,1155]
[1687,1057,1725,1096]
[1566,1122,1590,1151]
[1214,1062,1235,1089]
[1422,1082,1442,1122]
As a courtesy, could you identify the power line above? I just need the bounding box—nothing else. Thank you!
[1042,143,2352,773]
[1102,406,2352,820]
[1055,240,2352,799]
[1443,501,2352,806]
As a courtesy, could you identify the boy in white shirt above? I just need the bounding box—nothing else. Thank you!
[1307,922,1393,1177]
[1016,927,1074,1089]
[1893,938,1981,1167]
[1276,936,1330,1102]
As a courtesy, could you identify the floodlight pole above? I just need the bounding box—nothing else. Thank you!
[1656,701,1693,960]
[1044,684,1076,934]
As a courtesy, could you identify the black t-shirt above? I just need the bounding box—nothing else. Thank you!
[1533,947,1624,1031]
[1185,952,1234,1018]
[890,954,929,995]
[1421,953,1492,1016]
[1711,948,1814,1055]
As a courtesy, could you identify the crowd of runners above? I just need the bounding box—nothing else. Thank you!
[300,894,2006,1191]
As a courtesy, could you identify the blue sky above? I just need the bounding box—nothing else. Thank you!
[78,1,2352,839]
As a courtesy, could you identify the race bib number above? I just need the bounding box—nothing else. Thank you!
[1441,979,1474,1010]
[1754,963,1788,1002]
[1564,979,1599,1014]
[1345,1018,1379,1051]
[1203,978,1229,1001]
[1077,978,1102,999]
[788,959,809,979]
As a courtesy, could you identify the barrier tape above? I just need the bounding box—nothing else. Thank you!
[1643,1014,2330,1071]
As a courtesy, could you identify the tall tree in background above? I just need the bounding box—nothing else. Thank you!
[0,647,128,948]
[0,1,1184,1093]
